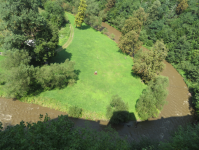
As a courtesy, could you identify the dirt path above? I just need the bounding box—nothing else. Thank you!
[56,24,74,53]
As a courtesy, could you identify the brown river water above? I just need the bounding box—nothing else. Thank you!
[0,21,195,144]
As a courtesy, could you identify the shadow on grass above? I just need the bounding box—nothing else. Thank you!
[48,48,72,64]
[131,69,141,80]
[76,24,91,30]
[117,48,129,56]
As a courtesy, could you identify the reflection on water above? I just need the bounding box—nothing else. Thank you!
[0,21,195,143]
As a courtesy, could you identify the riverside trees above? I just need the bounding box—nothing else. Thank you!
[136,75,169,120]
[132,40,168,83]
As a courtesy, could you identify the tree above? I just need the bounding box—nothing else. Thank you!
[106,95,129,124]
[44,1,66,29]
[74,0,87,27]
[121,17,142,36]
[104,0,116,13]
[36,59,77,91]
[84,0,100,25]
[176,0,189,14]
[1,49,31,70]
[135,75,169,120]
[0,0,58,64]
[118,30,143,57]
[133,39,168,83]
[98,10,107,22]
[166,36,191,64]
[146,0,161,25]
[3,64,37,98]
[133,7,149,25]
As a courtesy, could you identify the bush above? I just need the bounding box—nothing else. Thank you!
[106,95,129,124]
[68,106,83,118]
[110,33,115,40]
[101,28,108,35]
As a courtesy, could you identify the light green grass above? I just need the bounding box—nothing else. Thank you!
[21,12,147,121]
[58,22,70,46]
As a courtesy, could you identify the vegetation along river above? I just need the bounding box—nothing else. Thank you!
[0,21,195,143]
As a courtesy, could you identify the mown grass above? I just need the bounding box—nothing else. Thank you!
[20,12,147,121]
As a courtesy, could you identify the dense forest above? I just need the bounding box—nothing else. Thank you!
[0,0,199,149]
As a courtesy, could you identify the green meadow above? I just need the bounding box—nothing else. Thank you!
[0,12,147,121]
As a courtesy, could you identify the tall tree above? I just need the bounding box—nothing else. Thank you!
[176,0,189,14]
[133,7,149,26]
[74,0,87,27]
[133,39,168,83]
[118,30,142,57]
[136,75,169,120]
[121,17,142,36]
[0,0,58,64]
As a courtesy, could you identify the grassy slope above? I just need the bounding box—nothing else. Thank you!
[34,13,147,120]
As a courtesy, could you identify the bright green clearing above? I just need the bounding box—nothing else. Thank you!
[21,12,147,121]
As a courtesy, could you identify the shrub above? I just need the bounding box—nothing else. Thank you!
[106,95,129,124]
[68,106,83,118]
[101,28,108,35]
[110,33,115,40]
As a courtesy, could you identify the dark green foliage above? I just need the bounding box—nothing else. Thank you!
[147,19,165,43]
[191,84,199,106]
[68,106,83,118]
[0,0,59,64]
[136,76,169,120]
[0,114,131,149]
[36,59,77,91]
[106,95,129,124]
[130,137,159,150]
[44,1,66,29]
[159,124,199,150]
[166,36,191,64]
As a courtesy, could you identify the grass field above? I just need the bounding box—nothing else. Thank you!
[19,12,148,121]
[0,12,148,121]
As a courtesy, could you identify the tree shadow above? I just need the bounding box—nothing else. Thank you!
[117,48,128,56]
[131,69,141,79]
[48,48,72,64]
[76,24,91,30]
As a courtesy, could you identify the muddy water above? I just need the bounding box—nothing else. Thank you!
[0,21,195,144]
